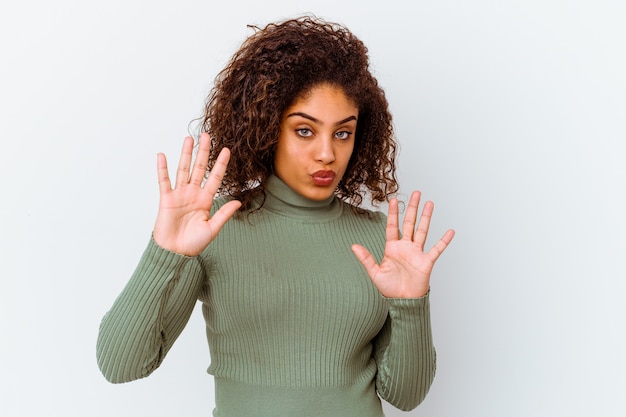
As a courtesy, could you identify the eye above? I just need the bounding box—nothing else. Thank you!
[296,128,313,138]
[335,130,352,140]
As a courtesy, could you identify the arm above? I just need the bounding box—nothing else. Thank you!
[96,133,240,383]
[372,295,436,410]
[352,191,453,409]
[96,239,204,383]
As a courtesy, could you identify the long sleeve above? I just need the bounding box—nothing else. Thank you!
[96,238,206,383]
[373,293,436,411]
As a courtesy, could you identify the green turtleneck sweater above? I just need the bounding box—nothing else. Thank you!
[97,176,436,416]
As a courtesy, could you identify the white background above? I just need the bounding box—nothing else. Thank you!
[1,1,625,416]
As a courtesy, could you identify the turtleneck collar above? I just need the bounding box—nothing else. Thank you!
[259,175,344,221]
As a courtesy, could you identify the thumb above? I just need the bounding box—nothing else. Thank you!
[351,244,379,279]
[209,200,242,233]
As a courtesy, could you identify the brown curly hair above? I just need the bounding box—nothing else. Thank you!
[201,15,398,211]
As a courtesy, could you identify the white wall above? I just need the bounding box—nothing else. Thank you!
[1,1,624,416]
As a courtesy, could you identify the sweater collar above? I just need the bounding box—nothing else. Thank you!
[261,175,343,221]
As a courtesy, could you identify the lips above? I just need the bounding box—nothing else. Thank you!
[311,170,336,186]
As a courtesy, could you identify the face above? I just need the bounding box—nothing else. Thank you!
[274,84,358,201]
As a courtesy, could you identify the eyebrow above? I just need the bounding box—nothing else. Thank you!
[286,112,357,126]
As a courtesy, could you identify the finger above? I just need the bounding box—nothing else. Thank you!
[156,153,172,194]
[175,136,195,187]
[401,191,421,241]
[209,199,242,234]
[189,133,211,186]
[427,229,456,262]
[351,244,380,279]
[386,198,400,241]
[203,146,231,198]
[414,200,434,249]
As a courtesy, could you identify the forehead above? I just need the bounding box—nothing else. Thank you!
[288,84,358,111]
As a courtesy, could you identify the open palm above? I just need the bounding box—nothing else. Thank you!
[352,191,455,298]
[152,133,241,256]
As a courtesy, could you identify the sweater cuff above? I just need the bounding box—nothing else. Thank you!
[384,291,430,320]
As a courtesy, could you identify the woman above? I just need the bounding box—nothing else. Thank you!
[97,16,455,416]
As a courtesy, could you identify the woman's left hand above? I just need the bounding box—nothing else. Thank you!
[351,191,455,298]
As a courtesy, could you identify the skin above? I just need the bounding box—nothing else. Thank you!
[153,136,242,256]
[153,83,455,298]
[275,84,358,201]
[351,192,455,298]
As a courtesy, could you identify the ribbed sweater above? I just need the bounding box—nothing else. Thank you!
[96,175,436,416]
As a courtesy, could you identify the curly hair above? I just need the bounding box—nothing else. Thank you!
[201,15,398,211]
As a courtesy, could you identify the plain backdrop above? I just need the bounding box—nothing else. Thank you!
[1,1,625,416]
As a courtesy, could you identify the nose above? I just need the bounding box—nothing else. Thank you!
[314,136,335,164]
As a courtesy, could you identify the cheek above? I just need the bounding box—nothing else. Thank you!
[342,142,356,163]
[277,142,296,164]
[273,135,290,164]
[338,144,356,174]
[274,140,302,175]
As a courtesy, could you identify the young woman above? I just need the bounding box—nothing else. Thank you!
[97,16,455,417]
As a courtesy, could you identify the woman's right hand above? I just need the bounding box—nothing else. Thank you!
[152,132,241,256]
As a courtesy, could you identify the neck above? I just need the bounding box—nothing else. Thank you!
[258,175,343,221]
